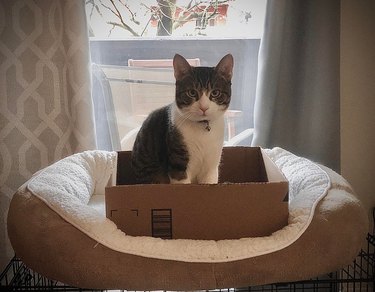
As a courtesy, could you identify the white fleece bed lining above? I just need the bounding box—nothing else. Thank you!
[26,148,345,263]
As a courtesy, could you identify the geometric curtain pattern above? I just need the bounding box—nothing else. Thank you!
[0,0,96,270]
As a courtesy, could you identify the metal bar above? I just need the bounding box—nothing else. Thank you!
[107,76,174,86]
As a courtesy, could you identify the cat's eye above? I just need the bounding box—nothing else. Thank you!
[186,89,198,98]
[211,89,221,98]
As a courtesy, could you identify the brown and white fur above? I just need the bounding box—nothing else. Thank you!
[131,53,234,184]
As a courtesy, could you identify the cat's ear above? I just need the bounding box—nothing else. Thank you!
[215,54,234,81]
[173,54,191,80]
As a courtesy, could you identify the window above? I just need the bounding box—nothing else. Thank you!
[86,0,267,151]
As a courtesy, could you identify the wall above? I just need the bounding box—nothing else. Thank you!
[341,0,375,231]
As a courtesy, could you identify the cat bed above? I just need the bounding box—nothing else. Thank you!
[7,148,368,291]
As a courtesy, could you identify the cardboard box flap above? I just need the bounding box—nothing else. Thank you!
[261,148,287,183]
[116,151,136,185]
[219,147,268,183]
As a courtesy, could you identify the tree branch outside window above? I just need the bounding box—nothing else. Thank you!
[86,0,230,37]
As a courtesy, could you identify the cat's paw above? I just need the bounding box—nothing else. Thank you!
[169,177,191,184]
[197,171,219,184]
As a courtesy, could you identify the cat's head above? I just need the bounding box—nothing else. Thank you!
[173,54,234,123]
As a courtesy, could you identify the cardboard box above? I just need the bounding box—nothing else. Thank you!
[105,147,289,240]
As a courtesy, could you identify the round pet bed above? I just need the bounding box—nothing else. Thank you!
[7,148,368,290]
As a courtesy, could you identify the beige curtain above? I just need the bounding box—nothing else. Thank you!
[0,0,96,270]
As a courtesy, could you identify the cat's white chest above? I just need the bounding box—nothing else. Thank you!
[177,118,224,183]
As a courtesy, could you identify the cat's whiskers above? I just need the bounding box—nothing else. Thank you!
[175,112,194,128]
[176,109,213,132]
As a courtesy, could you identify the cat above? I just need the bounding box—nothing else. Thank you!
[131,53,234,184]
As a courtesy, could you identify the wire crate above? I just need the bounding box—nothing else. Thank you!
[1,231,374,292]
[0,256,101,291]
[232,233,374,292]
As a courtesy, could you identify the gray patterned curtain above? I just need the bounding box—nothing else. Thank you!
[0,0,96,270]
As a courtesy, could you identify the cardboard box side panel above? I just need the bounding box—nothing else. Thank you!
[219,147,268,183]
[105,187,152,237]
[170,184,288,239]
[106,183,288,239]
[256,148,269,182]
[117,151,136,185]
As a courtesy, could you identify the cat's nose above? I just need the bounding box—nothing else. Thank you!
[199,106,209,114]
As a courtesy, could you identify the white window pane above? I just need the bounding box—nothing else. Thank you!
[87,1,266,150]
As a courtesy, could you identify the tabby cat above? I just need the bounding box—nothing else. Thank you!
[131,53,234,184]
